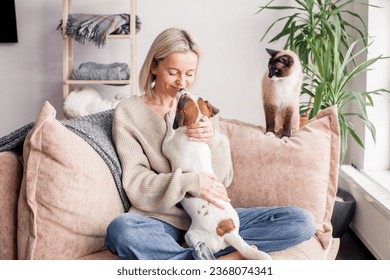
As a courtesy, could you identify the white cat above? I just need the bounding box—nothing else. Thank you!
[63,87,127,119]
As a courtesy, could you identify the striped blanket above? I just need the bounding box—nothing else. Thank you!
[57,13,141,48]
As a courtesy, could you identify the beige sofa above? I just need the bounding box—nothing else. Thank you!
[0,102,340,260]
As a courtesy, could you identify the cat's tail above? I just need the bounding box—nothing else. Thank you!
[224,232,272,260]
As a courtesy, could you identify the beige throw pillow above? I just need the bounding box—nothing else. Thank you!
[220,106,340,249]
[17,101,123,259]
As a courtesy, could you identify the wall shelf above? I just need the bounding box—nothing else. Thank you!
[61,0,138,101]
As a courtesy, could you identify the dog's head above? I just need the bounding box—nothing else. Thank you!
[173,91,219,129]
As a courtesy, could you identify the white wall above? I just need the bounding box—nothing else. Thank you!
[0,0,62,136]
[0,0,285,137]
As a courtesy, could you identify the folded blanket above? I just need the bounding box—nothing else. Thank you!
[72,62,130,80]
[57,13,141,48]
[0,110,130,212]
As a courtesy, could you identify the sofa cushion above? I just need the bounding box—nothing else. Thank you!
[17,101,124,259]
[269,236,339,260]
[221,106,339,249]
[0,151,23,260]
[78,236,339,260]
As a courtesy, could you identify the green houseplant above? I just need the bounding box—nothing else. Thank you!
[257,0,389,163]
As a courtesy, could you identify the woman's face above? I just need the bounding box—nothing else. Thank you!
[152,51,198,97]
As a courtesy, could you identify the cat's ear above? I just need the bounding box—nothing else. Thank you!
[266,48,279,57]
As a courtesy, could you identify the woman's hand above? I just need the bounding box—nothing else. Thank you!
[186,116,214,143]
[198,172,230,209]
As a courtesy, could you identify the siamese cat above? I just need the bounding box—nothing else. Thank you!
[262,48,303,139]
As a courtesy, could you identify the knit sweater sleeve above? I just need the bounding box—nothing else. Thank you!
[112,99,200,214]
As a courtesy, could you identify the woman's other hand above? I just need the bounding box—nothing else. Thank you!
[186,116,214,143]
[198,172,230,209]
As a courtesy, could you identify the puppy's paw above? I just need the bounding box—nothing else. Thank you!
[281,136,289,143]
[165,111,174,123]
[265,132,276,138]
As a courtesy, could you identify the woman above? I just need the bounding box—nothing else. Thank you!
[105,28,315,260]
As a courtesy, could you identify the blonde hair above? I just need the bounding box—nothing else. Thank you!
[139,28,201,97]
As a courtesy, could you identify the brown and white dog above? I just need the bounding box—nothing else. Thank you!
[162,90,272,260]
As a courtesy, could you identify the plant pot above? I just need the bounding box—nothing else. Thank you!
[299,115,309,128]
[331,187,356,238]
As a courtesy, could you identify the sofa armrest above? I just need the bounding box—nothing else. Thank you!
[0,151,23,260]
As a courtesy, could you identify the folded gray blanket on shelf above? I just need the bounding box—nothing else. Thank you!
[0,110,130,212]
[57,13,142,48]
[72,62,130,81]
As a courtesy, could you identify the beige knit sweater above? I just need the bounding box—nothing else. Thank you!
[112,95,233,230]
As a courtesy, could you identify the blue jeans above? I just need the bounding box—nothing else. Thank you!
[104,206,316,260]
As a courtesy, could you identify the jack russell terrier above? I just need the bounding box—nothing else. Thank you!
[162,89,272,260]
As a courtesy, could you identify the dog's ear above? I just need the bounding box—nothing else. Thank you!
[173,110,183,130]
[198,98,219,117]
[206,100,219,117]
[173,121,179,130]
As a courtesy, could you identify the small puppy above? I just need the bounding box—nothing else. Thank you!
[262,48,303,139]
[162,90,272,260]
